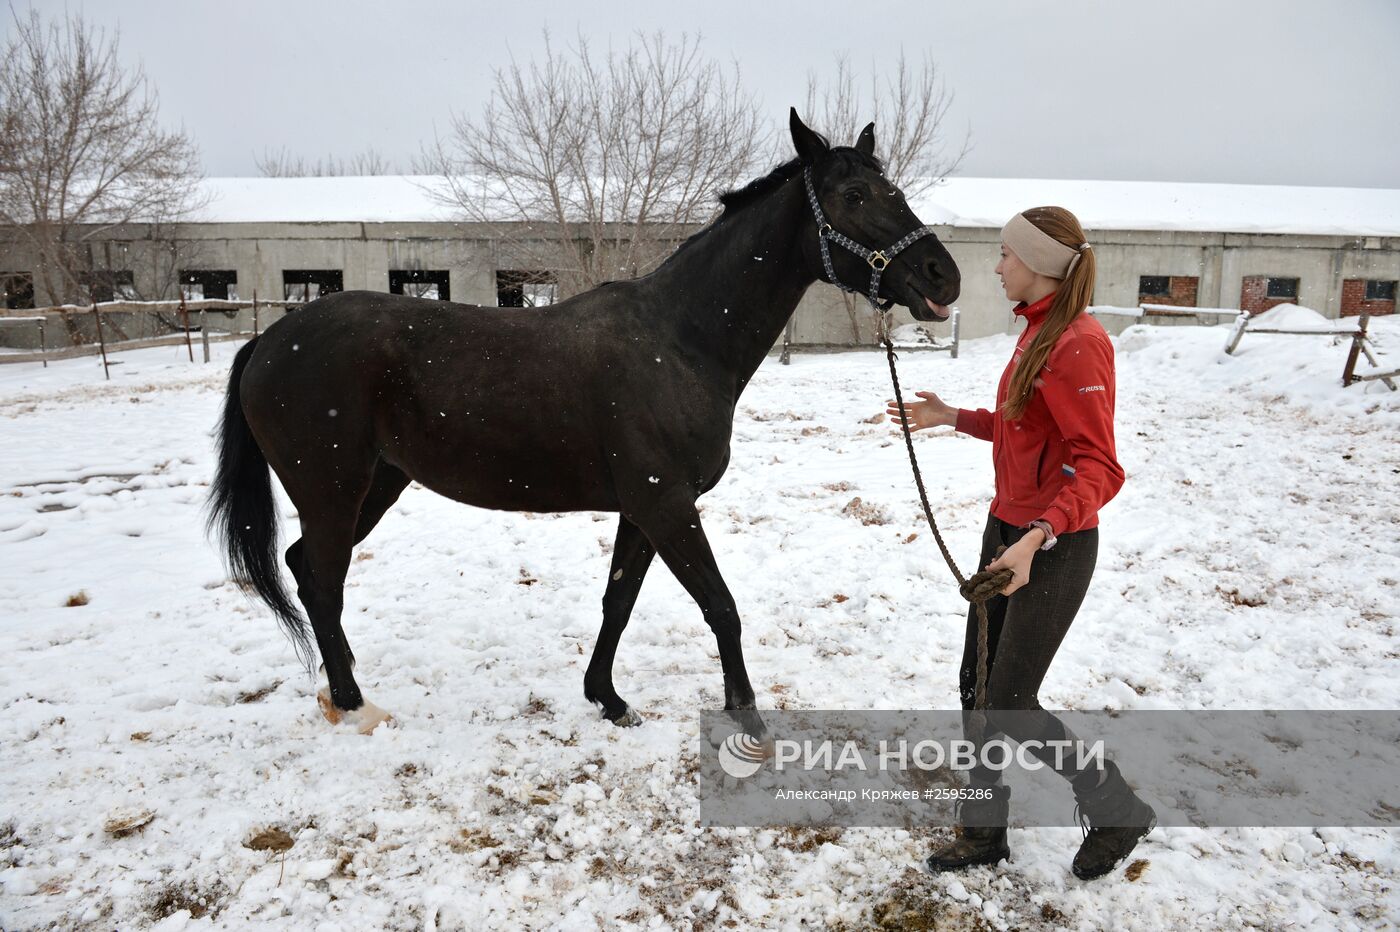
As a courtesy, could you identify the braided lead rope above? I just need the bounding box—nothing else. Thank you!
[880,321,1012,739]
[801,164,1007,729]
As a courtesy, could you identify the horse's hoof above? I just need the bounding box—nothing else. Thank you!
[318,688,393,735]
[317,687,341,725]
[610,706,644,728]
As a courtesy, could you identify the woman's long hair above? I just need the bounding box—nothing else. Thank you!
[1002,206,1095,420]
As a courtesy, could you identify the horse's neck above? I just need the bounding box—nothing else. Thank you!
[646,180,817,392]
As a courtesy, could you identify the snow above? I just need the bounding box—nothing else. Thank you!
[188,175,1400,237]
[194,176,459,224]
[1246,302,1343,331]
[1,314,1397,929]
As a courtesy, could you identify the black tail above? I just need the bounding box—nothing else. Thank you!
[206,338,314,671]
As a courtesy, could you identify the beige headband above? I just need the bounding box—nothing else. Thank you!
[1001,213,1090,279]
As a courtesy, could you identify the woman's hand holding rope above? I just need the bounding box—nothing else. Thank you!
[984,529,1045,596]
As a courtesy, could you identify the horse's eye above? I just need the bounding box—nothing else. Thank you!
[843,190,863,206]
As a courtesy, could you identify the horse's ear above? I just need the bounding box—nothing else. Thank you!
[855,122,876,158]
[790,108,829,164]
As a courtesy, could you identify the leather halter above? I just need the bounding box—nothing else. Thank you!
[802,166,935,312]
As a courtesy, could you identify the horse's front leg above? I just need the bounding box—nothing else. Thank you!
[584,515,655,726]
[636,493,765,738]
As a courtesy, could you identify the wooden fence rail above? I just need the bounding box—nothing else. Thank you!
[0,294,302,377]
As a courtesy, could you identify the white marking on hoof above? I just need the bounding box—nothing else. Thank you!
[317,688,393,735]
[317,687,342,725]
[759,734,777,760]
[611,706,644,728]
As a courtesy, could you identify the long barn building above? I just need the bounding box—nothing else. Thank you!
[3,175,1398,346]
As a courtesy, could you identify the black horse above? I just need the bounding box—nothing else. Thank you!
[207,110,960,733]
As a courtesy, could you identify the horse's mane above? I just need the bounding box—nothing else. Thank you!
[669,144,885,258]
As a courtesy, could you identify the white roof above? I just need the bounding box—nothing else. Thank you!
[914,177,1400,238]
[194,176,460,224]
[192,174,1400,238]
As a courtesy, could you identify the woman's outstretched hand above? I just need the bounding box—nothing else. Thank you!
[886,390,957,431]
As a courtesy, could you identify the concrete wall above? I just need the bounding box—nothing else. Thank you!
[866,228,1400,342]
[3,222,1398,350]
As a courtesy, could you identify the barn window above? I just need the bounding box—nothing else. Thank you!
[1138,276,1170,297]
[78,269,136,303]
[496,270,557,308]
[180,270,238,301]
[283,270,343,303]
[1266,277,1298,299]
[1,272,34,309]
[1365,279,1396,301]
[389,269,450,301]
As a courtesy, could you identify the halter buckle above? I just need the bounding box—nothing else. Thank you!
[819,223,834,238]
[868,251,889,271]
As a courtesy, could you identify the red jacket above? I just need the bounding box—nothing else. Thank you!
[955,291,1124,536]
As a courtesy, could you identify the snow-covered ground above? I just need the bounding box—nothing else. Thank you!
[1,310,1397,930]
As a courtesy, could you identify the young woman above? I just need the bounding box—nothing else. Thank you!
[886,206,1156,881]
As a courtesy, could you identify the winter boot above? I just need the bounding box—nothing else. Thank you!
[1070,760,1157,880]
[925,784,1011,872]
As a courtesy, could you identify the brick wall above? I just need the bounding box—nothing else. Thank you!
[1240,275,1297,316]
[1340,278,1397,317]
[1139,275,1199,307]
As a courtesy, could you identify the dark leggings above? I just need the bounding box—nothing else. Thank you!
[960,514,1102,788]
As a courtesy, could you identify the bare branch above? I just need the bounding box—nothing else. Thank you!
[804,50,971,341]
[0,10,204,305]
[420,30,770,296]
[804,50,970,199]
[255,145,395,177]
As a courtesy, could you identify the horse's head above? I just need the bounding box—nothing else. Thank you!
[790,108,960,322]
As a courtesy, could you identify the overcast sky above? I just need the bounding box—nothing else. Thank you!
[12,0,1400,188]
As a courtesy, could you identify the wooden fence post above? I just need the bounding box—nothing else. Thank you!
[92,302,110,380]
[950,307,961,360]
[38,319,47,368]
[252,289,260,336]
[179,291,194,362]
[1342,314,1368,387]
[200,309,210,362]
[1224,312,1250,355]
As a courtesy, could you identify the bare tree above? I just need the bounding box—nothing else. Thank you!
[420,31,769,297]
[255,146,395,177]
[806,52,970,342]
[0,10,204,307]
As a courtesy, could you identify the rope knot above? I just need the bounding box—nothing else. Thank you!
[959,546,1012,603]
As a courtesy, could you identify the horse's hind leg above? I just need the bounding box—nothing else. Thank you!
[285,461,410,679]
[285,461,408,734]
[584,516,655,726]
[350,461,411,547]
